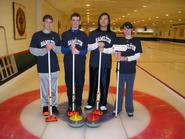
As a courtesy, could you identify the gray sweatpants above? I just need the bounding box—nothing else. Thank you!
[39,71,59,107]
[114,73,135,113]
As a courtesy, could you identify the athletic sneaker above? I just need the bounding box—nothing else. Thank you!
[43,106,49,116]
[52,106,59,115]
[100,106,107,111]
[112,110,120,116]
[127,112,134,117]
[85,104,93,110]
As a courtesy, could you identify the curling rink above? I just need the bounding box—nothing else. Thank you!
[0,41,185,139]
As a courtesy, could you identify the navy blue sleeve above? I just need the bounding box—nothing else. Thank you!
[88,31,95,44]
[55,33,61,46]
[79,49,87,56]
[61,33,70,54]
[79,33,88,56]
[135,39,142,53]
[29,33,38,48]
[61,47,70,54]
[112,32,117,45]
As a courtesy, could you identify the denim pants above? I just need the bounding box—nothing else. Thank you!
[114,73,135,113]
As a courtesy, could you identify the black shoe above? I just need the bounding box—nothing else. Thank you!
[52,106,59,115]
[76,106,82,114]
[112,110,120,116]
[66,107,72,113]
[43,106,49,116]
[127,112,134,117]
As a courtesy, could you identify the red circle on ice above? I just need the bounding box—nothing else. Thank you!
[0,85,184,139]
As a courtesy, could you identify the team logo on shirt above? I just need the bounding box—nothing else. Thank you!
[40,40,55,47]
[96,35,111,44]
[126,43,136,51]
[68,39,83,47]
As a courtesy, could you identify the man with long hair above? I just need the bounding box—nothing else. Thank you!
[85,12,116,111]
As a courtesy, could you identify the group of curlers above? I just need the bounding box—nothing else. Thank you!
[29,12,142,118]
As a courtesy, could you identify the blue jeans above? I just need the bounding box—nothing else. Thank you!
[114,73,135,113]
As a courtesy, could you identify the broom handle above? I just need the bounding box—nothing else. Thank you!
[48,51,53,115]
[115,61,120,117]
[72,53,75,111]
[96,52,102,110]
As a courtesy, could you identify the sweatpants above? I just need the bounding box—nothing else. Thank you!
[39,71,59,107]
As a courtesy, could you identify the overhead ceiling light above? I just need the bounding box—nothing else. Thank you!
[122,15,125,18]
[142,19,145,22]
[142,5,147,8]
[169,20,173,22]
[178,11,182,13]
[165,14,169,16]
[86,4,90,7]
[134,10,138,12]
[156,16,159,18]
[178,19,182,21]
[118,17,121,20]
[127,13,131,16]
[86,12,90,15]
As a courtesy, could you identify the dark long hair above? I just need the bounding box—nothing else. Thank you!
[97,12,111,33]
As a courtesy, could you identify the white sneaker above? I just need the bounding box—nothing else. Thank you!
[85,105,93,110]
[113,110,120,115]
[127,112,134,117]
[100,106,107,111]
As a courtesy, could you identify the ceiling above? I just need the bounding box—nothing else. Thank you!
[47,0,185,28]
